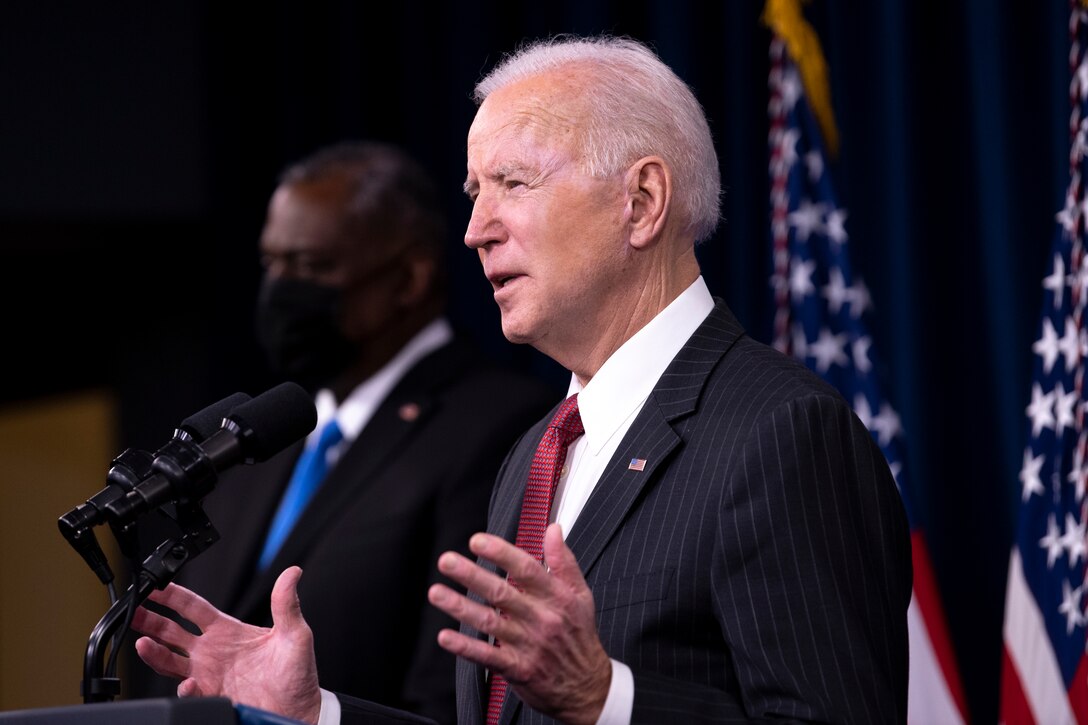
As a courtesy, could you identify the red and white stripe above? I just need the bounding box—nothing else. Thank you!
[1001,548,1082,725]
[907,532,969,724]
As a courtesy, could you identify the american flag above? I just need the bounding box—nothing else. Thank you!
[1001,4,1088,723]
[764,18,970,725]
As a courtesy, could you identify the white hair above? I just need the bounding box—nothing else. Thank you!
[475,34,721,242]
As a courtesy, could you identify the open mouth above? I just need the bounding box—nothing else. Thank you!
[492,274,520,290]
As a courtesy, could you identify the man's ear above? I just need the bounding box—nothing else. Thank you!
[625,156,671,249]
[396,252,438,307]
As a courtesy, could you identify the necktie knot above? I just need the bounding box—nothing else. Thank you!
[549,393,584,444]
[313,418,345,453]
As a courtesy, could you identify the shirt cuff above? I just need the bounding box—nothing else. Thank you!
[594,659,634,725]
[316,688,342,725]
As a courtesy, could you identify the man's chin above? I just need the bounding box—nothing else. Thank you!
[499,317,538,346]
[501,329,533,346]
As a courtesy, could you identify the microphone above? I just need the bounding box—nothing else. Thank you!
[176,391,254,442]
[57,391,254,584]
[104,382,316,526]
[59,392,253,532]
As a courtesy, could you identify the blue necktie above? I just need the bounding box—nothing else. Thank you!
[258,419,344,570]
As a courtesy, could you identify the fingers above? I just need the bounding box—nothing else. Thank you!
[431,530,579,642]
[437,548,514,601]
[431,529,610,721]
[177,678,203,698]
[431,529,594,642]
[434,626,511,672]
[473,533,541,582]
[131,606,198,653]
[134,635,191,680]
[432,530,582,621]
[468,533,552,594]
[429,580,512,640]
[146,582,223,631]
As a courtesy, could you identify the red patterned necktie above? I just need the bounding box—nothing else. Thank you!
[486,394,584,725]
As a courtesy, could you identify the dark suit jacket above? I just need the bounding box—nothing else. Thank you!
[449,300,913,724]
[139,337,558,725]
[333,301,911,725]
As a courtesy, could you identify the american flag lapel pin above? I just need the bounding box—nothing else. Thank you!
[398,402,421,422]
[628,458,647,472]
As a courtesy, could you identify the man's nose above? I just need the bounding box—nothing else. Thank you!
[464,194,505,250]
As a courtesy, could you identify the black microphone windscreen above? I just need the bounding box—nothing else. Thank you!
[228,382,316,462]
[177,392,253,441]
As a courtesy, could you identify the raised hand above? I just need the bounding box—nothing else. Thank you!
[132,566,323,725]
[427,524,612,725]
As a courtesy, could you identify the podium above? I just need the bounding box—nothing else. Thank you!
[0,697,305,725]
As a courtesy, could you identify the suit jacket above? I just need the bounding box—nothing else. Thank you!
[141,337,558,725]
[332,301,911,724]
[449,300,912,724]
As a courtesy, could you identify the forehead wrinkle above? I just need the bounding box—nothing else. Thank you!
[466,72,591,197]
[506,101,580,154]
[468,112,578,186]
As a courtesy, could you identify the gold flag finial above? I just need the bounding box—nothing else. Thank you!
[761,0,840,157]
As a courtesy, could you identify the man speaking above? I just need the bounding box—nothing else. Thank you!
[132,34,912,725]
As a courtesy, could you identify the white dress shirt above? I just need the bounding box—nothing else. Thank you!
[554,276,714,725]
[310,317,453,459]
[318,279,715,725]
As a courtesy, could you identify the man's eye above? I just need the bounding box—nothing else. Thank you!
[298,258,336,276]
[505,179,525,189]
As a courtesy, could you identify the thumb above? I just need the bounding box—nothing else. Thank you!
[270,566,307,632]
[542,523,581,584]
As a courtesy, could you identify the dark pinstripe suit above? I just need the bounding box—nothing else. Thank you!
[339,300,911,724]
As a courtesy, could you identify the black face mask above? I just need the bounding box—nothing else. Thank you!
[254,276,355,393]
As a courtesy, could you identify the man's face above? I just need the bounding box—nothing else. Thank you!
[259,179,406,345]
[463,71,631,366]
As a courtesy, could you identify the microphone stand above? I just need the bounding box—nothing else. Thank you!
[81,500,220,703]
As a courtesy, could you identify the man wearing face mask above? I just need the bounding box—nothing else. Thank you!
[131,141,558,725]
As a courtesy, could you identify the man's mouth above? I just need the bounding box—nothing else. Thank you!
[490,273,520,290]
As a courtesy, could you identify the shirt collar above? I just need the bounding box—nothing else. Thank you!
[313,317,454,441]
[567,277,715,455]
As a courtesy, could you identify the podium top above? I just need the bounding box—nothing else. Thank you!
[0,697,304,725]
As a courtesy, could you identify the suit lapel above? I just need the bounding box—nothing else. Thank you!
[205,442,301,614]
[487,413,552,545]
[566,299,744,578]
[237,396,434,611]
[236,340,477,615]
[453,412,550,718]
[563,410,680,576]
[480,300,747,723]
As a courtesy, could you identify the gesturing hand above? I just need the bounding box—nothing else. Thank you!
[427,524,612,725]
[132,566,323,725]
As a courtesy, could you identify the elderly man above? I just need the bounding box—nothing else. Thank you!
[133,35,912,725]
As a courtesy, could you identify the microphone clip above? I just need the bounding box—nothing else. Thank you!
[104,437,219,526]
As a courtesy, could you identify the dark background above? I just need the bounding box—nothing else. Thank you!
[0,2,1067,722]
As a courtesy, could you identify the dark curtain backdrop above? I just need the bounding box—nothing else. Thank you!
[0,2,1068,722]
